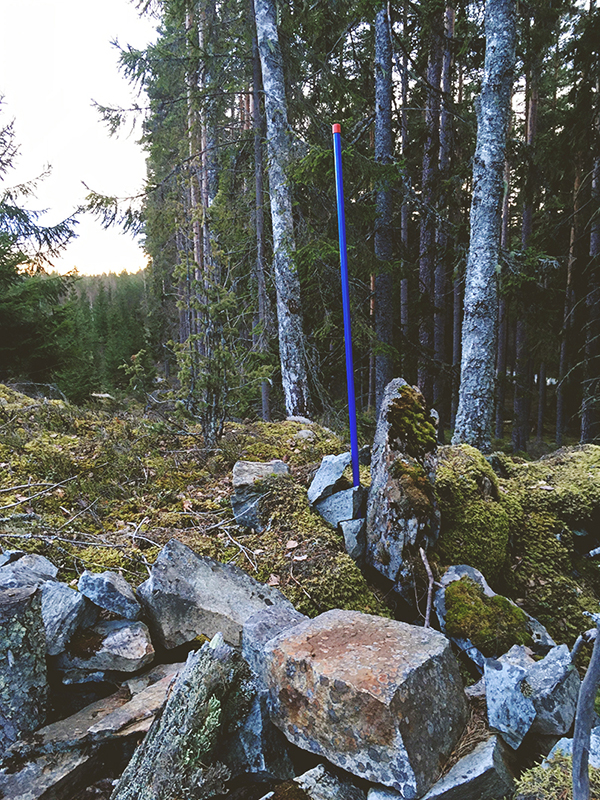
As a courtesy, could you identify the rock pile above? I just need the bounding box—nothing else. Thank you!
[0,531,589,800]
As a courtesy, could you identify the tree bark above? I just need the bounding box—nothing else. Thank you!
[374,4,394,413]
[251,0,271,421]
[254,0,311,417]
[400,1,410,378]
[495,122,511,441]
[418,9,444,403]
[452,0,516,452]
[433,3,455,439]
[581,149,600,443]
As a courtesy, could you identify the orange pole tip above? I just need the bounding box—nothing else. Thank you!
[332,123,341,134]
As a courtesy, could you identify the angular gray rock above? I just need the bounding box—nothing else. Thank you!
[138,538,295,648]
[111,635,258,800]
[78,569,141,620]
[41,581,98,656]
[56,619,154,673]
[226,693,295,782]
[264,609,468,797]
[420,736,515,800]
[485,646,537,749]
[365,379,439,595]
[0,552,58,589]
[314,485,366,528]
[294,764,366,800]
[526,644,580,735]
[485,643,580,748]
[0,586,48,752]
[307,452,352,506]
[340,518,366,561]
[231,459,289,531]
[0,749,96,800]
[242,604,308,688]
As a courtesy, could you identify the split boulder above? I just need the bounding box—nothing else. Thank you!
[365,379,439,596]
[264,609,468,798]
[137,538,295,648]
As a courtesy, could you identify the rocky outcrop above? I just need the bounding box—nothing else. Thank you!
[138,538,295,648]
[0,586,48,752]
[366,379,439,598]
[263,609,468,797]
[231,459,290,531]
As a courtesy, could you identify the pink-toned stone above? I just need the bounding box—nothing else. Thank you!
[264,609,468,798]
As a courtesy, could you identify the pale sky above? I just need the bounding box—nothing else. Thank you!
[0,0,157,275]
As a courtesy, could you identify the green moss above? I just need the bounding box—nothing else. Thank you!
[387,385,437,459]
[445,577,531,657]
[514,751,600,799]
[434,445,509,584]
[501,444,600,530]
[390,457,435,519]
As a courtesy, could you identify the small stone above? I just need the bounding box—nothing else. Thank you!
[307,452,352,506]
[56,619,155,673]
[421,736,515,800]
[526,645,580,736]
[315,485,366,527]
[294,429,316,443]
[0,553,58,589]
[339,518,366,561]
[231,460,290,531]
[484,647,536,750]
[547,725,600,768]
[41,581,98,656]
[78,570,141,620]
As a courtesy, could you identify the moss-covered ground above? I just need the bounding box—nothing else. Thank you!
[434,442,600,648]
[0,384,388,618]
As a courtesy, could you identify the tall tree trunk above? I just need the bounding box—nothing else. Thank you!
[495,117,511,440]
[452,0,516,452]
[434,2,455,439]
[254,0,311,417]
[557,163,582,446]
[418,9,444,403]
[581,147,600,442]
[513,57,539,453]
[251,0,271,421]
[400,1,410,378]
[374,4,394,413]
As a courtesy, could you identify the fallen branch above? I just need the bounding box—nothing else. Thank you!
[0,481,54,495]
[222,528,257,571]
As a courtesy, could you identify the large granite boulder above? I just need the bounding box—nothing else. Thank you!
[41,581,98,656]
[264,609,468,797]
[0,586,48,752]
[231,459,289,531]
[78,570,141,620]
[137,539,295,648]
[55,620,155,673]
[365,379,439,599]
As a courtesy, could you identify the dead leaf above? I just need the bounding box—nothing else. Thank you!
[293,555,308,561]
[286,539,299,550]
[267,574,281,586]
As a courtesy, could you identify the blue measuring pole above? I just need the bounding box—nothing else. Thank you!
[332,124,360,488]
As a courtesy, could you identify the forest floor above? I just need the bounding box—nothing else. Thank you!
[0,383,389,619]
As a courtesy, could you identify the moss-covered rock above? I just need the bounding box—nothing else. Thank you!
[387,385,437,460]
[434,445,509,583]
[444,576,532,657]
